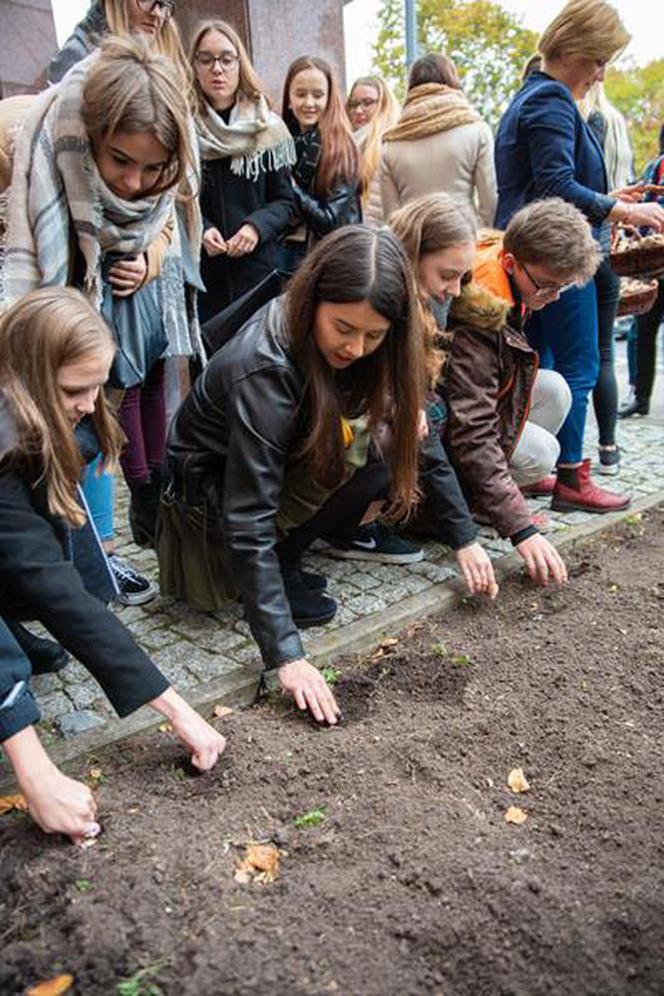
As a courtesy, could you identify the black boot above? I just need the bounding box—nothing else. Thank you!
[6,621,69,675]
[279,558,336,629]
[618,395,649,418]
[128,477,160,548]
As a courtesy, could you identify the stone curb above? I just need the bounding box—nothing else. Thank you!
[1,488,661,788]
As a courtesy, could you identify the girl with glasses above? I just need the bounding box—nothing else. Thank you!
[279,56,361,274]
[189,20,296,325]
[346,75,400,228]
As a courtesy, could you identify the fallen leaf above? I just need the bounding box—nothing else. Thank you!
[0,794,28,816]
[507,768,530,794]
[158,722,173,733]
[380,637,399,648]
[26,975,74,996]
[505,806,528,825]
[88,768,103,781]
[212,704,233,719]
[235,842,280,884]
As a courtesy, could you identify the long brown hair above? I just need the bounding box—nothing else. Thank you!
[188,19,268,117]
[285,225,425,516]
[282,56,359,198]
[81,34,198,199]
[390,194,477,387]
[0,288,123,527]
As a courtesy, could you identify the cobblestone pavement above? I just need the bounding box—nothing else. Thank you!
[14,344,664,753]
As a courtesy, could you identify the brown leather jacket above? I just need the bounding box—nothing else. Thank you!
[441,281,539,539]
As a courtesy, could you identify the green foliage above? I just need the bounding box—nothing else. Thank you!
[116,962,166,996]
[322,666,341,686]
[605,61,664,175]
[431,642,447,657]
[373,0,538,128]
[450,653,473,667]
[293,806,327,829]
[74,879,93,893]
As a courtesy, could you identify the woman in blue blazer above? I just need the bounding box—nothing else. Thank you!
[495,0,664,511]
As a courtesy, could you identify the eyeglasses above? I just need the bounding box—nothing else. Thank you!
[520,260,575,296]
[348,97,379,111]
[195,53,240,72]
[136,0,175,19]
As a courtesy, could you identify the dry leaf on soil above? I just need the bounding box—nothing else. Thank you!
[213,704,233,719]
[505,806,528,825]
[26,975,74,996]
[507,768,530,794]
[0,794,28,816]
[234,843,280,885]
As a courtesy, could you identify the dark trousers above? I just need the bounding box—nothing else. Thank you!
[634,279,664,403]
[276,461,390,561]
[591,258,621,445]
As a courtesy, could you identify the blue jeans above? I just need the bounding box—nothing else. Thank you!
[526,280,599,464]
[81,457,114,543]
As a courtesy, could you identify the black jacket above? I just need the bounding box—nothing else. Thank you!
[199,156,295,324]
[166,298,308,669]
[0,410,169,739]
[290,177,361,242]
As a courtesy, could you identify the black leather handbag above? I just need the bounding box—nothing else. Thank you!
[201,269,286,356]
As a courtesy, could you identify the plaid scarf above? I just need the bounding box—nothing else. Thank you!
[383,83,480,144]
[196,95,295,181]
[4,55,204,360]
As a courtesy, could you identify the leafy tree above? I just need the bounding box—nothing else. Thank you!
[605,61,664,175]
[373,0,538,129]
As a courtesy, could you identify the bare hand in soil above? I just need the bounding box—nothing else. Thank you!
[151,689,227,771]
[516,533,567,586]
[455,541,499,599]
[23,769,99,845]
[278,659,341,725]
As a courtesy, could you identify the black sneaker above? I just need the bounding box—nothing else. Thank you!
[597,445,621,477]
[280,558,337,628]
[322,522,424,564]
[109,555,157,606]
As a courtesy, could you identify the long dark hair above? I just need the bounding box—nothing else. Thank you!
[281,56,359,198]
[285,225,425,515]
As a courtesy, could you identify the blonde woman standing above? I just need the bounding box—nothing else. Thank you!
[346,75,400,227]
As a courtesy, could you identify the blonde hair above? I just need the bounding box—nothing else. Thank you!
[580,82,634,188]
[104,0,192,93]
[347,76,400,202]
[81,35,198,199]
[503,198,601,283]
[390,194,477,387]
[189,20,268,117]
[537,0,630,64]
[0,288,123,527]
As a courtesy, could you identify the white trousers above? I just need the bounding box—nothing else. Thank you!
[509,370,572,485]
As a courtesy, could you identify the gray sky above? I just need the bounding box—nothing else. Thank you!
[52,0,664,82]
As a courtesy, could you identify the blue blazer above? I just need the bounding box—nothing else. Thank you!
[494,71,615,233]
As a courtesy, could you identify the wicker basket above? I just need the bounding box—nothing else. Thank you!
[616,278,659,318]
[610,231,664,279]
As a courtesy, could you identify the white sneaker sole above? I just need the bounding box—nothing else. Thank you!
[321,546,424,565]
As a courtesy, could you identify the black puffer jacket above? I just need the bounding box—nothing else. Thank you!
[199,153,295,324]
[166,297,310,669]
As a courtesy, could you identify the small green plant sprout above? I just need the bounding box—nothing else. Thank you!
[116,960,167,996]
[293,806,327,829]
[322,666,341,686]
[74,879,93,893]
[624,512,643,530]
[431,642,447,657]
[450,653,473,667]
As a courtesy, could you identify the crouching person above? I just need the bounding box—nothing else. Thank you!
[443,198,601,585]
[0,288,226,844]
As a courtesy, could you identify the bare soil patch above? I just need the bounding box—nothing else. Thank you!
[1,511,663,996]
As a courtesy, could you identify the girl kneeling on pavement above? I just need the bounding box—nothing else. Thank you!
[0,288,225,844]
[158,225,424,725]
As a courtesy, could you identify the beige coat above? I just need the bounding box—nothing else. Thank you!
[380,120,497,226]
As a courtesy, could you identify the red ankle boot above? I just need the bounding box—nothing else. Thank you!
[521,475,556,497]
[551,459,630,513]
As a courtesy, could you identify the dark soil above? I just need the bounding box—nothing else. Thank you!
[2,511,664,996]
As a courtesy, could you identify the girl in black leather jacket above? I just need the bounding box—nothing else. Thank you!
[159,225,425,725]
[0,288,225,844]
[278,56,362,273]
